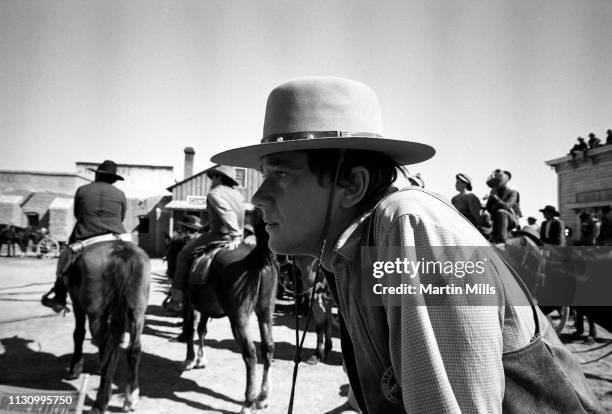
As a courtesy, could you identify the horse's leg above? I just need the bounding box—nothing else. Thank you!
[307,294,326,365]
[323,303,333,360]
[183,295,197,370]
[230,315,258,414]
[255,307,274,410]
[194,315,208,369]
[92,316,120,413]
[67,302,86,379]
[123,308,144,412]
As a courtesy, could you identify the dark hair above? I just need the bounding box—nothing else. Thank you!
[303,149,402,212]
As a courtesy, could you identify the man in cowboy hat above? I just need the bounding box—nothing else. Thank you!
[42,160,127,313]
[451,173,482,228]
[169,164,245,326]
[211,77,600,413]
[484,169,522,244]
[539,205,566,245]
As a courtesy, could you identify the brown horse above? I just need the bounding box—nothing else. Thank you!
[66,240,150,414]
[185,212,278,414]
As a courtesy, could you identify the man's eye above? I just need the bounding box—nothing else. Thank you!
[274,171,287,179]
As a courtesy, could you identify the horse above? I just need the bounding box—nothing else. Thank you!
[185,211,278,414]
[65,240,150,414]
[290,255,334,365]
[502,231,612,337]
[0,225,28,256]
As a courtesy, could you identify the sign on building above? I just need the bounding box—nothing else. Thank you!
[186,196,206,209]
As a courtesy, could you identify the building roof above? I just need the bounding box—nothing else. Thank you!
[49,197,73,209]
[546,144,612,166]
[0,169,87,178]
[22,192,69,216]
[166,169,209,191]
[76,161,173,170]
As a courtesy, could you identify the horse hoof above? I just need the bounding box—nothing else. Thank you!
[239,406,253,414]
[256,397,270,410]
[306,355,320,365]
[194,359,207,369]
[122,387,139,412]
[65,370,80,380]
[183,360,196,371]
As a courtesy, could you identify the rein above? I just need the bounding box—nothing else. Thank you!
[287,149,345,414]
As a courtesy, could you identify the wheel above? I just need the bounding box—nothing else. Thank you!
[36,237,60,258]
[546,306,570,335]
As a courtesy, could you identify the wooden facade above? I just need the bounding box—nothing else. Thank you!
[545,144,612,241]
[165,166,263,230]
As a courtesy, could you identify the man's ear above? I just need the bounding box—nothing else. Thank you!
[339,167,369,208]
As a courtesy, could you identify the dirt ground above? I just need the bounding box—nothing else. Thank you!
[0,257,610,413]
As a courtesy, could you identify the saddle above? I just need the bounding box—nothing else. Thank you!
[190,241,228,285]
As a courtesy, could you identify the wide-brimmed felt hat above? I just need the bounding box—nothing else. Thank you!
[89,160,124,181]
[539,205,560,216]
[211,77,436,169]
[486,169,511,189]
[205,165,239,187]
[456,173,472,191]
[178,215,203,231]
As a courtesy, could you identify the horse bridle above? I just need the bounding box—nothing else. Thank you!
[287,149,345,414]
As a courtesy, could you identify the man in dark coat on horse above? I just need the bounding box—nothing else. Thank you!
[169,165,245,315]
[485,169,522,244]
[42,160,127,313]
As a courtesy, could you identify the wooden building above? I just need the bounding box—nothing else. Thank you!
[165,148,262,231]
[545,144,612,242]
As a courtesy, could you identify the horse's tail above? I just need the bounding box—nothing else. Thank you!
[99,241,141,370]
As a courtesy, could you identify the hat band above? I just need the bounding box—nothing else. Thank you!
[262,131,383,144]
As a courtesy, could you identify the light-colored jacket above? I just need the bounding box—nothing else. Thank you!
[323,188,537,413]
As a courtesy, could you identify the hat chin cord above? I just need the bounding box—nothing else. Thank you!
[288,149,346,414]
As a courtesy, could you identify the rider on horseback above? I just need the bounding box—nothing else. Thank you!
[42,160,127,313]
[169,165,245,310]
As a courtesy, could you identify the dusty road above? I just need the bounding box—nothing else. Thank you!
[0,257,353,413]
[0,256,610,413]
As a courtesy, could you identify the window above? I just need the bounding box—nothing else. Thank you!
[234,168,247,188]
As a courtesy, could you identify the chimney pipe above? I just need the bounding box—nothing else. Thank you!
[184,147,195,179]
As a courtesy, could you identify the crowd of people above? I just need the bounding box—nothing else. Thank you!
[569,129,612,158]
[449,169,612,248]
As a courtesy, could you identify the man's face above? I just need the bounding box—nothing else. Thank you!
[455,179,466,192]
[252,151,331,256]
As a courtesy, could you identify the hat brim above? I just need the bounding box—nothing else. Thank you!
[88,168,124,181]
[206,170,239,187]
[211,137,435,169]
[178,222,202,230]
[539,208,560,216]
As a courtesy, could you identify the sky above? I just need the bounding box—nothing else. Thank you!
[1,0,611,221]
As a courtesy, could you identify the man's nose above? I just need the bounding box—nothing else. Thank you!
[252,180,271,209]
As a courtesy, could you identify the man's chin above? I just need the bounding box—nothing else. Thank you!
[268,237,305,256]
